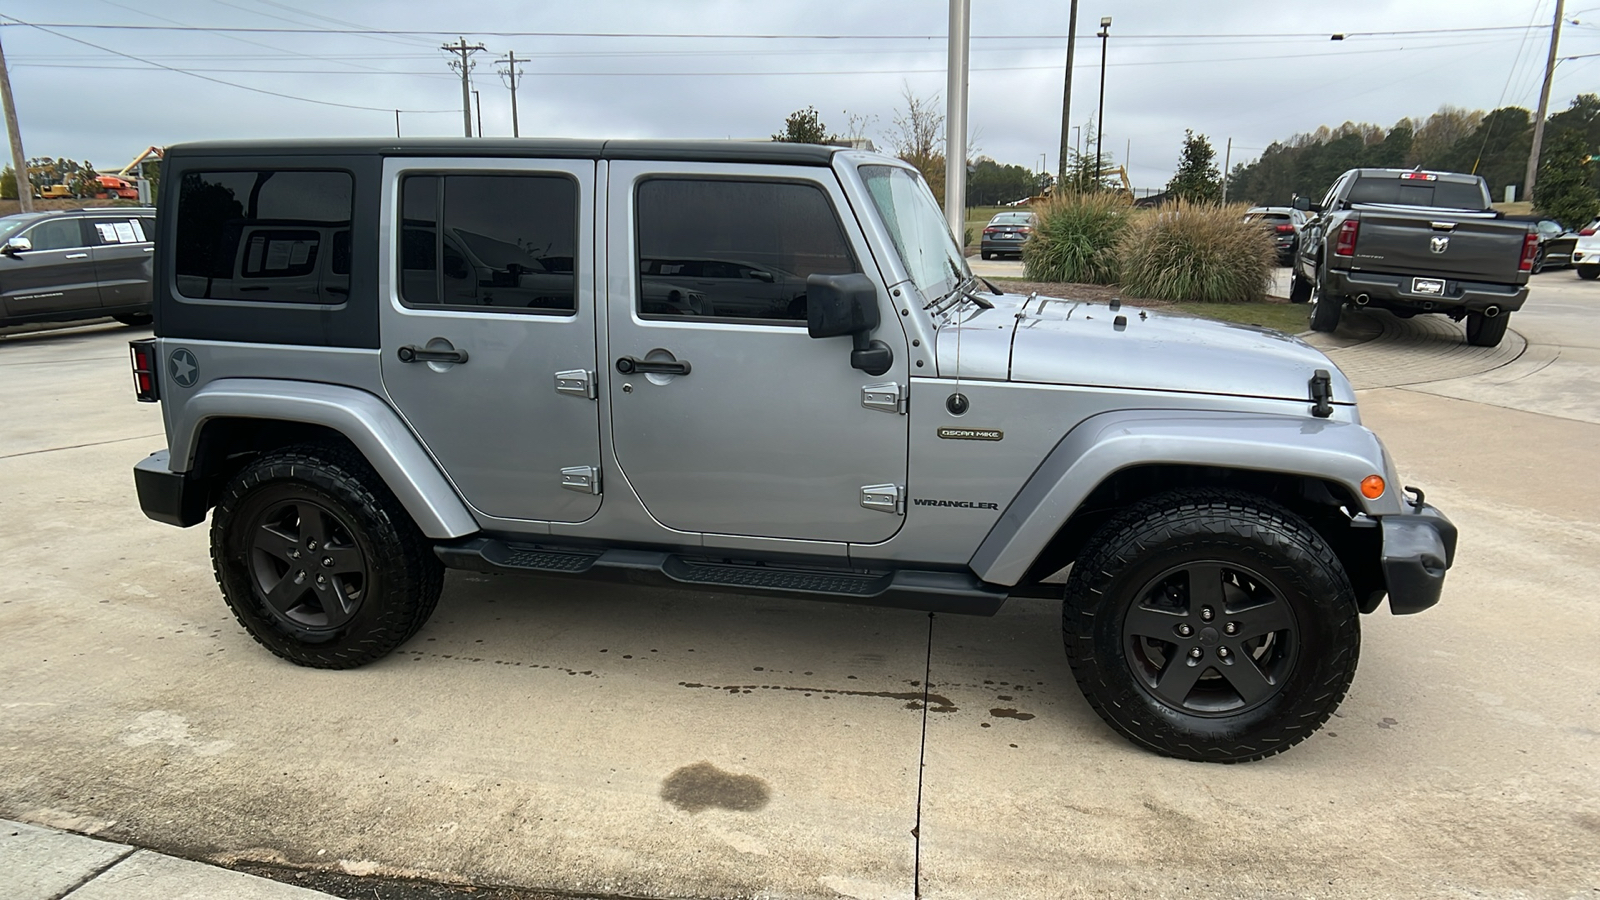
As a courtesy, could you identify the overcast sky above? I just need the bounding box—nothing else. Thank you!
[2,0,1596,191]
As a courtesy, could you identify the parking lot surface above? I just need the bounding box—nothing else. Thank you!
[2,271,1597,899]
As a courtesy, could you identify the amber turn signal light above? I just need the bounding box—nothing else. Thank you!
[1361,475,1386,499]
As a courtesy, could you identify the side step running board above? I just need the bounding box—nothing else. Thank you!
[434,537,1008,616]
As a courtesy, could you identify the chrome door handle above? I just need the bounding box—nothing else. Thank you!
[615,356,690,376]
[398,345,469,364]
[65,253,89,259]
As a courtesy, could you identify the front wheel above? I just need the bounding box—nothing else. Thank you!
[1309,287,1342,332]
[1062,490,1359,763]
[1465,310,1509,347]
[211,445,443,669]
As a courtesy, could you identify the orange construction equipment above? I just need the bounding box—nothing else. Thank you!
[116,146,164,178]
[95,174,139,200]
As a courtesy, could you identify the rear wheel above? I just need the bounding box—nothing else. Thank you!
[1578,266,1600,281]
[1062,490,1359,763]
[114,313,153,326]
[211,445,443,669]
[1465,310,1509,347]
[980,250,992,260]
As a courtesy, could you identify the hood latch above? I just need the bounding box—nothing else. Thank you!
[1309,369,1334,418]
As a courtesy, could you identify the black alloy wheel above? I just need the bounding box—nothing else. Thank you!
[1063,489,1359,762]
[211,445,443,668]
[247,498,368,631]
[1121,561,1296,716]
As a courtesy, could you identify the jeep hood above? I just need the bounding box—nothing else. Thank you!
[935,292,1356,406]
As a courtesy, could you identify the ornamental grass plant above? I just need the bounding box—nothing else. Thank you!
[1021,191,1130,285]
[1116,202,1276,303]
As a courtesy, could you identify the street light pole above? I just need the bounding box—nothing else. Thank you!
[1096,16,1111,190]
[944,0,971,243]
[1057,0,1079,185]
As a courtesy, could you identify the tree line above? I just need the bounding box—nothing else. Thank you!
[1226,94,1600,225]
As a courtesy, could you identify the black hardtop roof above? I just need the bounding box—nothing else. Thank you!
[165,138,845,166]
[1352,168,1484,184]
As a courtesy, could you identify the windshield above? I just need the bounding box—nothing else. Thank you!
[859,164,967,303]
[0,214,42,242]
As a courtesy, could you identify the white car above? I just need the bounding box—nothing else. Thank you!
[1574,218,1600,280]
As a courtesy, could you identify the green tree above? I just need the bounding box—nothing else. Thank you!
[889,87,946,205]
[0,164,16,200]
[1167,130,1221,203]
[1533,129,1599,229]
[772,106,833,144]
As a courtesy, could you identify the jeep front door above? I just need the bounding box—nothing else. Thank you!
[605,163,910,544]
[380,160,602,524]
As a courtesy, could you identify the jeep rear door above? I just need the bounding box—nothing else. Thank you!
[379,158,603,525]
[604,162,910,544]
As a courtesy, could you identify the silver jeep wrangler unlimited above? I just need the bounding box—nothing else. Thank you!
[131,139,1455,763]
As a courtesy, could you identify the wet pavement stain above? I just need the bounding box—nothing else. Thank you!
[400,650,599,677]
[679,681,957,712]
[661,761,770,813]
[989,708,1035,721]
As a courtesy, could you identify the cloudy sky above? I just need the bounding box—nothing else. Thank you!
[2,0,1596,191]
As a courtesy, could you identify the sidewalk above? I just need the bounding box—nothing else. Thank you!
[3,819,336,900]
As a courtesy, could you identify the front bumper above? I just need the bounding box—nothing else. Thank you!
[1326,268,1528,314]
[1379,501,1457,614]
[134,450,209,528]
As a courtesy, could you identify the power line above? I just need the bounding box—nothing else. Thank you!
[0,14,455,113]
[0,20,1557,40]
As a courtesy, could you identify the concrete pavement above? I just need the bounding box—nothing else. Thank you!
[2,818,335,899]
[2,271,1598,899]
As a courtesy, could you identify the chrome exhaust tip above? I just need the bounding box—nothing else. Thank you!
[1355,294,1370,306]
[1484,305,1501,318]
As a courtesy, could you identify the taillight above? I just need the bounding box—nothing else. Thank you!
[1334,220,1359,257]
[129,339,159,402]
[983,227,998,234]
[1401,171,1437,181]
[1581,227,1597,237]
[1275,224,1295,233]
[1520,232,1539,272]
[1018,226,1032,234]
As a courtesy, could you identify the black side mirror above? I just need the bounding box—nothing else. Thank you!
[1292,196,1312,212]
[806,272,893,376]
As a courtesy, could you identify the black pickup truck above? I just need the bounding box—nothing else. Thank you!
[1290,168,1536,347]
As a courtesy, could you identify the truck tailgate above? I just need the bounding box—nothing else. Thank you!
[1352,208,1528,282]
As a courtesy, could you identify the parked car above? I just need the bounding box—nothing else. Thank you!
[1243,206,1308,264]
[130,138,1454,764]
[979,211,1036,259]
[1291,168,1535,347]
[1573,218,1600,280]
[0,207,157,328]
[1530,219,1578,272]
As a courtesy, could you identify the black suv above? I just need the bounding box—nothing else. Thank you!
[0,206,157,328]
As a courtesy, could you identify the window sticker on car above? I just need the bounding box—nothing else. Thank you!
[113,222,138,244]
[130,219,146,242]
[95,223,119,243]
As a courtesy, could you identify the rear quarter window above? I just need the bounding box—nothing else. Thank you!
[175,170,353,304]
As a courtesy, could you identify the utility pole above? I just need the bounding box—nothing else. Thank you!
[442,37,486,138]
[0,33,34,213]
[497,50,525,138]
[472,89,483,137]
[944,0,970,243]
[1221,137,1232,203]
[1524,0,1565,200]
[1057,0,1079,185]
[395,109,401,138]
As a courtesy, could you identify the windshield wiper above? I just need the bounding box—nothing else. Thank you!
[956,274,995,309]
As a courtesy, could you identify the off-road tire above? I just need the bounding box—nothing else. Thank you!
[114,313,154,326]
[1309,288,1342,333]
[1465,310,1509,347]
[211,444,443,669]
[1287,271,1312,304]
[1062,489,1360,763]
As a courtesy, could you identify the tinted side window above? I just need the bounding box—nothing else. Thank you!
[398,173,577,313]
[635,179,857,322]
[25,218,85,251]
[175,170,353,304]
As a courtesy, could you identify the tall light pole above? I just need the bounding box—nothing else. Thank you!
[497,50,525,138]
[0,33,33,213]
[1057,0,1079,185]
[945,0,971,243]
[1096,16,1111,189]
